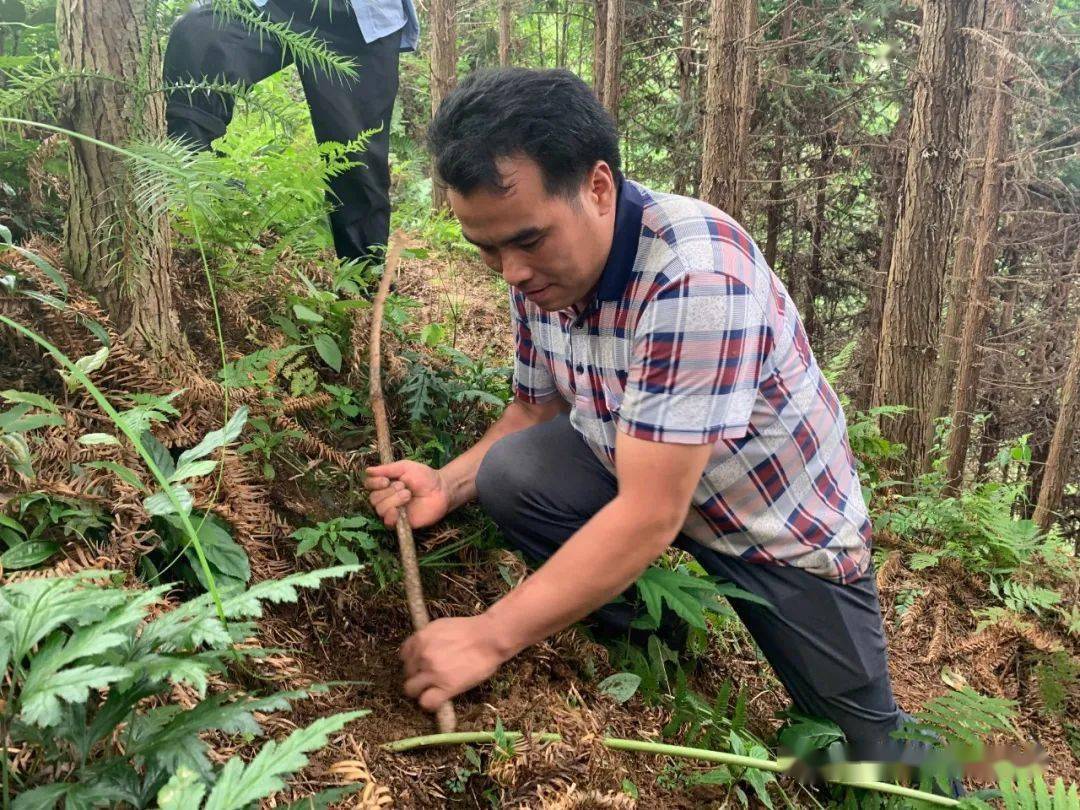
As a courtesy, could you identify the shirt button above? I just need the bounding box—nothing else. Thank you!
[576,364,584,373]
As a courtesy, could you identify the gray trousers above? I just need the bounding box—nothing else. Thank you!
[475,414,909,760]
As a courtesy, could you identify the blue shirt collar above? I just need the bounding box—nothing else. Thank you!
[594,177,645,303]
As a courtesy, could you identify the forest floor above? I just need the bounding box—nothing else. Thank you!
[2,235,1077,808]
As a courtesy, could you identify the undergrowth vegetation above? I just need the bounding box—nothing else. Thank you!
[0,5,1076,807]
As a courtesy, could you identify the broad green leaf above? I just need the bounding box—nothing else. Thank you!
[79,315,111,349]
[714,581,775,611]
[141,430,177,479]
[77,432,120,446]
[144,484,194,517]
[203,711,367,810]
[1,540,59,570]
[84,460,146,492]
[313,333,342,372]
[420,322,445,347]
[186,514,250,585]
[0,433,33,477]
[0,389,58,413]
[777,712,844,759]
[59,346,109,391]
[176,406,249,467]
[171,459,218,482]
[598,672,641,704]
[0,512,26,537]
[292,303,324,323]
[11,783,71,810]
[2,410,65,432]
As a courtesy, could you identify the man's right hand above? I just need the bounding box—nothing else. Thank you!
[364,461,451,529]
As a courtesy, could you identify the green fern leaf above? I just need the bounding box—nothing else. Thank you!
[0,573,127,663]
[18,663,131,727]
[635,566,719,629]
[995,764,1080,810]
[202,711,368,810]
[156,766,207,810]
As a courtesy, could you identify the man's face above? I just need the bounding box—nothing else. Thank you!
[449,156,617,312]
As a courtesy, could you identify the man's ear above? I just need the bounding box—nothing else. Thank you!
[587,161,617,215]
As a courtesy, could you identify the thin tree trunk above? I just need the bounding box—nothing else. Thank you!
[763,0,794,268]
[976,277,1016,479]
[699,0,757,216]
[57,0,185,358]
[600,0,624,121]
[673,0,698,197]
[871,0,989,470]
[1034,280,1080,534]
[499,0,512,66]
[593,0,608,96]
[803,131,834,344]
[942,0,1016,495]
[431,0,457,210]
[856,109,909,411]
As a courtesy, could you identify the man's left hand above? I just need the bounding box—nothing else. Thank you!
[401,614,511,712]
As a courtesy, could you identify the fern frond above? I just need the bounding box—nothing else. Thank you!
[207,0,358,82]
[995,763,1080,810]
[910,687,1018,751]
[0,57,119,121]
[201,711,368,810]
[990,578,1062,616]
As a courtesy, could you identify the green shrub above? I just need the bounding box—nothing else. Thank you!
[1,566,362,808]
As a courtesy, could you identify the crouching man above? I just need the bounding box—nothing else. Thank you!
[366,68,906,761]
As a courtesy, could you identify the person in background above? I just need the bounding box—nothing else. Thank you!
[163,0,418,264]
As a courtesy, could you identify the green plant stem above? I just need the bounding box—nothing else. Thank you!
[384,731,962,807]
[0,315,227,623]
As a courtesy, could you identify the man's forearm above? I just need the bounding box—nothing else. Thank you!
[481,495,681,656]
[439,398,565,511]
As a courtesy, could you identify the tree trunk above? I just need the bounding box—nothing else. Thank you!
[673,0,698,197]
[763,0,793,269]
[498,0,512,66]
[923,0,1002,466]
[593,0,607,93]
[430,0,457,211]
[57,0,184,358]
[803,131,834,345]
[942,0,1017,495]
[1034,293,1080,534]
[699,0,757,216]
[598,0,624,122]
[871,0,988,470]
[976,276,1016,480]
[855,109,909,411]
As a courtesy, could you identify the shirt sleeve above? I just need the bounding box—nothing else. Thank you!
[510,289,559,403]
[615,271,770,444]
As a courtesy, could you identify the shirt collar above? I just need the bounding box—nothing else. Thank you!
[594,177,645,302]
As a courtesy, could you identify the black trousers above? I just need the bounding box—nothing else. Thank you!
[163,0,401,262]
[475,414,913,761]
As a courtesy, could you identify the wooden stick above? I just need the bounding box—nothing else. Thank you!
[368,232,458,734]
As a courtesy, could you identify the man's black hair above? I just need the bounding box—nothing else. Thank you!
[426,67,622,198]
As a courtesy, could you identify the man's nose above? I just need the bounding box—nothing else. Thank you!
[500,252,533,288]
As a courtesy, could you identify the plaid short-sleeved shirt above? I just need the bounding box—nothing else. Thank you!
[511,179,872,583]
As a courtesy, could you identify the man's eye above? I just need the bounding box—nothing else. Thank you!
[520,238,542,251]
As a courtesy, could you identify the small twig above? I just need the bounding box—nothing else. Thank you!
[369,232,457,734]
